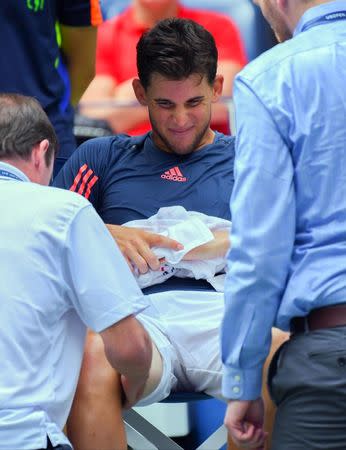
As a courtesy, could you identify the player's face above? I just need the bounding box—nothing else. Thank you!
[134,73,223,155]
[253,0,292,42]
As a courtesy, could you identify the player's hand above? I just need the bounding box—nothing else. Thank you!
[224,398,268,449]
[183,230,230,261]
[106,224,183,273]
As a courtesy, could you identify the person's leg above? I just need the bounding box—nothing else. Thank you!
[67,324,170,450]
[148,290,225,395]
[270,326,346,450]
[133,312,179,405]
[66,330,128,450]
[150,291,289,450]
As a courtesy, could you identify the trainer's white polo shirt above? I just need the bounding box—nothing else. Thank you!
[0,162,147,449]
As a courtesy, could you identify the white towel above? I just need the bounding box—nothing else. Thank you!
[124,206,231,291]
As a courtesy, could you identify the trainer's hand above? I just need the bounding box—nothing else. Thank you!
[120,373,148,409]
[224,398,267,449]
[107,224,183,273]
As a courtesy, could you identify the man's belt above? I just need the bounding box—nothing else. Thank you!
[290,303,346,334]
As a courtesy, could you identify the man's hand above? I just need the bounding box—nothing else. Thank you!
[183,230,230,261]
[224,398,267,449]
[106,224,183,273]
[120,373,148,409]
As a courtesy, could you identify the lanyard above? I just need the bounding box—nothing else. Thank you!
[0,169,23,181]
[301,10,346,32]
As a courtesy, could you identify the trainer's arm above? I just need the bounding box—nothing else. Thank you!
[100,315,152,408]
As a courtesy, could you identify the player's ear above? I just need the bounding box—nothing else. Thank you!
[211,74,224,103]
[132,79,148,106]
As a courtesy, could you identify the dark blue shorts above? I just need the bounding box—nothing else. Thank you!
[36,437,72,450]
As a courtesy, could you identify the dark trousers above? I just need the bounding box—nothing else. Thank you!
[268,326,346,449]
[36,437,72,450]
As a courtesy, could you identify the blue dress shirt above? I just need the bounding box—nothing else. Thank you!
[222,0,346,400]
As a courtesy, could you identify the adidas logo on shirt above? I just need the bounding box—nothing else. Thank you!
[161,166,187,182]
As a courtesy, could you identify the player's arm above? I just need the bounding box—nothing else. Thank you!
[106,224,184,274]
[53,137,109,208]
[183,230,230,261]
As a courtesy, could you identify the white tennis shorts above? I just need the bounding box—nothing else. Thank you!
[136,290,224,406]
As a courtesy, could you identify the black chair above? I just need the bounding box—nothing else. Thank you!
[124,392,227,450]
[73,112,113,146]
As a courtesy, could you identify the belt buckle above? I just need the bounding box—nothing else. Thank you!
[291,316,309,334]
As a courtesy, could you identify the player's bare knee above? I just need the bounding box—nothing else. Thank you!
[79,331,115,389]
[141,341,164,399]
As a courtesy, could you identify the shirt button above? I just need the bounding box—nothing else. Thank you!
[232,386,240,394]
[234,375,241,382]
[338,357,346,367]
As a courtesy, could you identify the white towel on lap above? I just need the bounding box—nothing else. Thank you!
[124,206,231,291]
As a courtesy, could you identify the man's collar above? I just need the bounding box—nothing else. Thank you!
[294,0,346,36]
[0,161,30,182]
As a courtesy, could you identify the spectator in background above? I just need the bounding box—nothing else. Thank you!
[0,1,102,177]
[79,0,247,135]
[101,0,129,18]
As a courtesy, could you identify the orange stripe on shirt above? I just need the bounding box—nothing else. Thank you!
[78,169,93,195]
[175,167,183,177]
[90,0,103,26]
[85,175,99,200]
[70,164,87,192]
